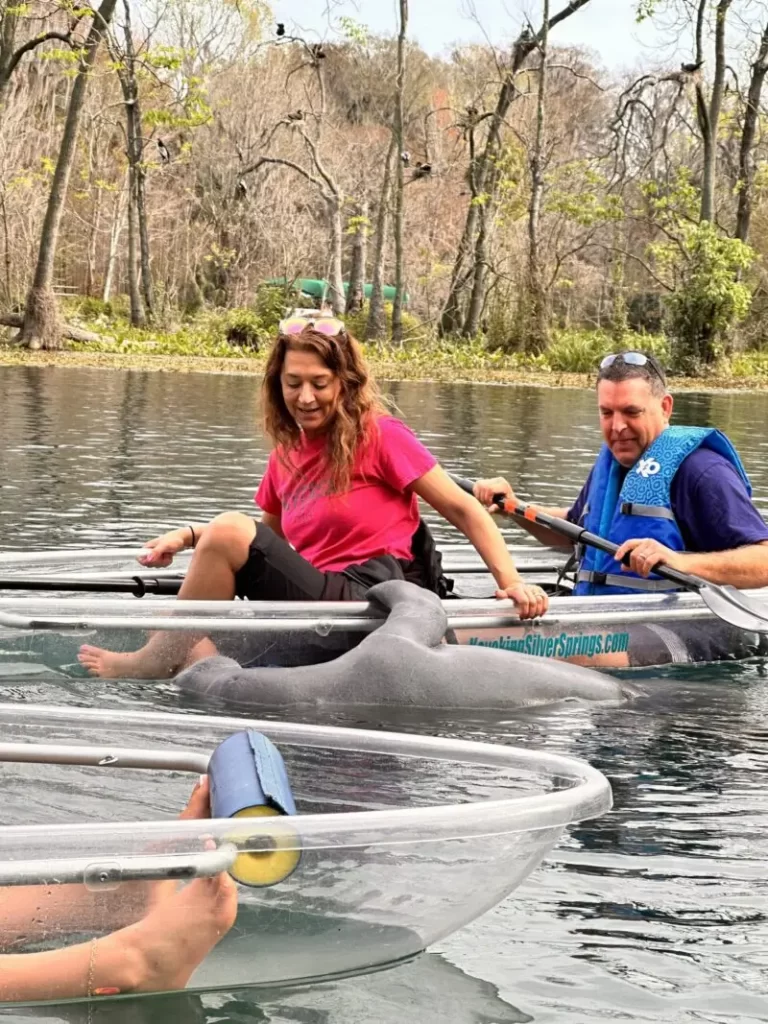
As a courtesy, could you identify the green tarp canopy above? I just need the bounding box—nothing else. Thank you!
[265,278,408,305]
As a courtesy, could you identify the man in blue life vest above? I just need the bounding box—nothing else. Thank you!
[473,352,768,664]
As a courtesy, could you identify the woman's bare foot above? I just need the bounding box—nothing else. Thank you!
[77,644,177,680]
[77,511,257,680]
[78,634,219,680]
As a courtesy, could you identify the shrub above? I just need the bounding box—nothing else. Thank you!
[652,222,755,374]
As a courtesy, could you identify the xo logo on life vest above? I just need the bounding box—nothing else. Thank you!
[636,457,661,478]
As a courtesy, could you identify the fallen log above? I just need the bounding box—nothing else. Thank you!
[0,313,103,344]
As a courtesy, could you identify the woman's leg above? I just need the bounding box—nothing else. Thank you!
[78,513,256,679]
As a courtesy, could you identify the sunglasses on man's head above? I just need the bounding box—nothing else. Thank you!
[278,316,345,337]
[599,351,666,381]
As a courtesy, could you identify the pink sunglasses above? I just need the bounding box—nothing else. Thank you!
[278,316,345,337]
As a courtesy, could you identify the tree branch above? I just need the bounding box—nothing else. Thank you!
[589,243,673,292]
[296,126,338,197]
[240,155,329,200]
[5,31,74,81]
[546,63,606,90]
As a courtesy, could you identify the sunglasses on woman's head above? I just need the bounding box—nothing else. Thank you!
[278,316,345,337]
[599,351,666,381]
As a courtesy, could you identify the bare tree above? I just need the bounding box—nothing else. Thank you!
[345,199,368,314]
[241,50,346,315]
[366,136,396,340]
[735,18,768,243]
[111,0,154,323]
[696,0,732,222]
[439,0,593,337]
[0,2,73,115]
[391,0,408,344]
[14,0,118,348]
[524,0,551,353]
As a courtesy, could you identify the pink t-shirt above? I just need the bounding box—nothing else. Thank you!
[255,415,437,571]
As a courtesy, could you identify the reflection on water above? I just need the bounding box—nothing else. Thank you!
[2,366,768,1021]
[0,951,531,1024]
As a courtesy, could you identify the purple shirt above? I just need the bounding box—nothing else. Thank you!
[567,447,768,551]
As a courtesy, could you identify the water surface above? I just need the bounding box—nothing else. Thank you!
[1,366,768,1023]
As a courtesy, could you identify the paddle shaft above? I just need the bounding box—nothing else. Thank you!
[452,476,700,591]
[0,576,183,597]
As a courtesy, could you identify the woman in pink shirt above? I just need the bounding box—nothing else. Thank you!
[80,319,548,679]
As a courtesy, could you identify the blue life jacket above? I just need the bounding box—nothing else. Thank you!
[574,426,751,596]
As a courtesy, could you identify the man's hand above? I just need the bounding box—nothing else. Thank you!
[614,538,685,577]
[473,477,517,514]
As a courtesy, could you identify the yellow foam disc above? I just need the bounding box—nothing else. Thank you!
[225,805,302,887]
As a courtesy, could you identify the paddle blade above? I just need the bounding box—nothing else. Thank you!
[698,583,768,634]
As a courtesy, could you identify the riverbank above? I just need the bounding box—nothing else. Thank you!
[2,345,768,392]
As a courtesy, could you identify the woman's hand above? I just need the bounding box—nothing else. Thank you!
[138,529,191,568]
[497,582,549,619]
[473,477,517,513]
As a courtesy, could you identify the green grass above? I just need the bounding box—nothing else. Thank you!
[14,295,673,375]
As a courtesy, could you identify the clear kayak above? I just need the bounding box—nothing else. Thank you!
[0,702,610,1003]
[0,548,767,671]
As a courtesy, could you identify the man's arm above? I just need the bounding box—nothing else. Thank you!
[472,476,579,550]
[616,451,768,588]
[615,537,768,588]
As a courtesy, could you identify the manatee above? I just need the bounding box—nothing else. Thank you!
[175,580,636,710]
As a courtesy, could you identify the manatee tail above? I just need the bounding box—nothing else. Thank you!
[365,581,447,648]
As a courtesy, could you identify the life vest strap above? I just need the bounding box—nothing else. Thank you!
[576,570,680,592]
[619,502,676,520]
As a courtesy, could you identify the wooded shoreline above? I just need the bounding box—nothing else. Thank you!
[2,347,766,393]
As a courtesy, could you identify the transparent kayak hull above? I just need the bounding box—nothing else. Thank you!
[1,549,767,669]
[0,703,610,1003]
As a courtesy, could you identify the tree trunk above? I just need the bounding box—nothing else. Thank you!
[121,0,154,320]
[327,197,345,316]
[366,137,396,341]
[525,0,551,355]
[391,0,408,346]
[114,0,154,321]
[103,200,125,302]
[85,172,102,297]
[345,200,368,314]
[126,165,144,325]
[15,0,119,348]
[0,7,19,117]
[698,0,732,223]
[103,173,127,302]
[0,187,11,303]
[735,20,768,243]
[463,166,499,338]
[438,0,593,336]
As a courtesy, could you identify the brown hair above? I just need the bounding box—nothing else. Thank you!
[262,327,387,493]
[597,353,668,398]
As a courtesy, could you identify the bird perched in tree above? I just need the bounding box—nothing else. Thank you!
[276,22,285,37]
[157,138,170,163]
[401,150,410,166]
[286,109,304,122]
[236,180,248,199]
[309,43,326,61]
[681,60,704,74]
[412,162,432,180]
[466,105,478,118]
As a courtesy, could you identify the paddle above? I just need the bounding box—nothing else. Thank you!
[0,576,182,597]
[453,476,768,634]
